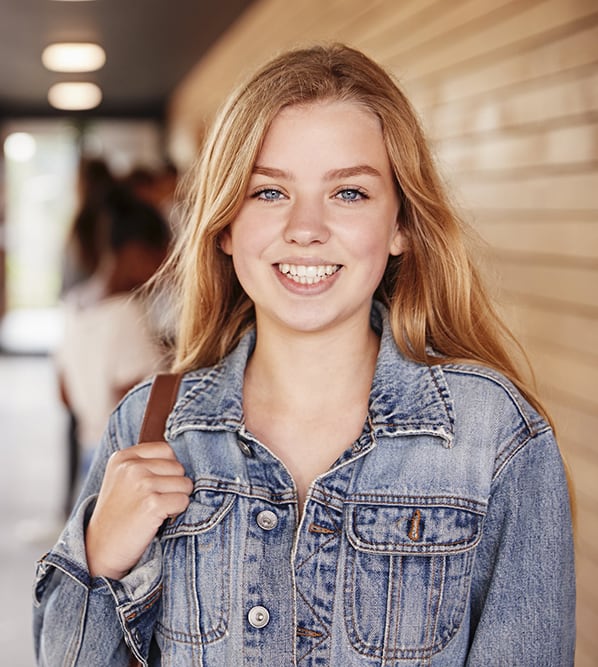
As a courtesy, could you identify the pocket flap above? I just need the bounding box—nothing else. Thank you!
[346,503,484,555]
[161,489,235,539]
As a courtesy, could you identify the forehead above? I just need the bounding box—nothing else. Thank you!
[257,100,388,165]
[269,99,381,133]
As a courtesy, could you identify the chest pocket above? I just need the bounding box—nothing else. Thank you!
[157,489,236,649]
[343,501,484,663]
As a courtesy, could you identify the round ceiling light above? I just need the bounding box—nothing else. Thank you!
[42,43,106,73]
[48,82,103,110]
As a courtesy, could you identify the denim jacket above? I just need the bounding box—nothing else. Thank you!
[33,303,575,666]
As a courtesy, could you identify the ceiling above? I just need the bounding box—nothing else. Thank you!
[0,0,255,120]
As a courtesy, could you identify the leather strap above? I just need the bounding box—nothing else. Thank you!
[138,373,183,443]
[129,373,182,667]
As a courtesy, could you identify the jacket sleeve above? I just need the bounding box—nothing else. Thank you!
[33,390,162,667]
[466,428,576,666]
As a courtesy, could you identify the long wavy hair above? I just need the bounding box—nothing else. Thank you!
[159,43,549,426]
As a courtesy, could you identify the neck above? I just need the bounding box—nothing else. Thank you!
[245,316,380,412]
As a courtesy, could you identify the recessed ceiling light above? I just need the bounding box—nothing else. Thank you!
[48,82,102,110]
[42,43,106,73]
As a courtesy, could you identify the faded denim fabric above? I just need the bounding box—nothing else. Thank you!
[33,303,575,666]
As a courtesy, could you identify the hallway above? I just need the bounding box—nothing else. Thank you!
[0,354,67,666]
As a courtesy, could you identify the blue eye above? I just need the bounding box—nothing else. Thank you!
[252,188,285,201]
[336,188,367,202]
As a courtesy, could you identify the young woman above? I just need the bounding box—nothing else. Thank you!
[34,44,575,666]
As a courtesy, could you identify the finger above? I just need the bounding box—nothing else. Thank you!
[128,441,178,460]
[143,491,192,521]
[129,457,188,478]
[138,474,194,496]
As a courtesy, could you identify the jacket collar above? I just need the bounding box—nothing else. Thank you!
[169,302,455,447]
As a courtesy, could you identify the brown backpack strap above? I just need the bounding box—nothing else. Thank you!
[138,373,183,443]
[128,373,183,667]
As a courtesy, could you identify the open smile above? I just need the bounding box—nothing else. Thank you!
[277,263,341,285]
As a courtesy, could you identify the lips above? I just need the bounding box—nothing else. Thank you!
[278,263,340,285]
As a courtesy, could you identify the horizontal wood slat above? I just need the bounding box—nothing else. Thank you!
[408,18,598,107]
[427,68,598,139]
[525,346,598,408]
[382,0,598,79]
[357,0,522,61]
[494,261,598,311]
[576,556,598,653]
[501,302,598,360]
[456,172,598,210]
[476,219,598,261]
[438,122,598,173]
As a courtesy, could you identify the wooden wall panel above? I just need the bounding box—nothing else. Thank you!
[168,1,598,663]
[576,557,598,658]
[381,0,597,77]
[505,303,598,357]
[526,344,597,405]
[549,402,598,454]
[477,219,598,259]
[458,172,598,209]
[410,19,598,107]
[439,122,598,172]
[427,68,598,144]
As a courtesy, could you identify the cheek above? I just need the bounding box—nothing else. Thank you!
[229,214,277,261]
[350,222,397,263]
[223,221,270,288]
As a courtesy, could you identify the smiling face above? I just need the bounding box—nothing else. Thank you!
[220,100,404,339]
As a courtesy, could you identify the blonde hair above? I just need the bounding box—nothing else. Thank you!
[160,43,546,423]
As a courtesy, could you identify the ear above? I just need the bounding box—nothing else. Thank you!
[218,228,233,255]
[389,225,406,257]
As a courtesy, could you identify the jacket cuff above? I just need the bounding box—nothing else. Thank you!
[33,494,163,664]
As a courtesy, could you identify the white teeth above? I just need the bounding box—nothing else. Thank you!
[278,263,339,285]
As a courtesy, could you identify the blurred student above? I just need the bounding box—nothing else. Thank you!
[56,186,171,489]
[59,157,116,515]
[61,157,116,294]
[124,162,182,232]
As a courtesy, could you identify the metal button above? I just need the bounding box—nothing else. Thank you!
[248,605,270,629]
[256,510,278,531]
[237,438,253,457]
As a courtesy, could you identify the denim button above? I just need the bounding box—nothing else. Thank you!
[248,605,270,628]
[132,628,141,645]
[256,510,278,531]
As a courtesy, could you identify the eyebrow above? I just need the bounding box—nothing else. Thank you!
[252,164,383,180]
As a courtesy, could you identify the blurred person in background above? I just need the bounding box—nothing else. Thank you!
[55,185,172,505]
[124,162,182,232]
[35,44,574,666]
[154,161,181,231]
[61,157,116,294]
[123,166,158,209]
[59,157,116,516]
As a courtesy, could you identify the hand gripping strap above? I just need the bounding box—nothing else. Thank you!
[138,373,183,443]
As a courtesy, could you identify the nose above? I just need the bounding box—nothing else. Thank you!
[283,197,330,246]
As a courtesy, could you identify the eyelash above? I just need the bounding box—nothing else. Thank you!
[251,187,285,201]
[334,187,369,202]
[251,187,369,202]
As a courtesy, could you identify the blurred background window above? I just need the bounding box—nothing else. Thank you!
[0,119,162,354]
